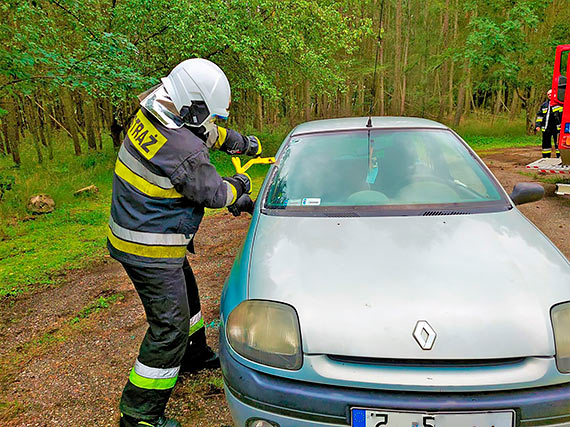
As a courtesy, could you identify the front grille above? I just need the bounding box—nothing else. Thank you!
[328,355,526,368]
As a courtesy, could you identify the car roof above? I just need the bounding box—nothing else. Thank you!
[291,116,448,136]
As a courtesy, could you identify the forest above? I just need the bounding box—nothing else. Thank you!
[1,2,570,424]
[1,0,569,166]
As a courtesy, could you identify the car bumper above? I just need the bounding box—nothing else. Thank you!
[220,338,570,427]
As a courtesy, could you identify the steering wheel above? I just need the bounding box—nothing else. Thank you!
[397,175,460,203]
[346,190,390,205]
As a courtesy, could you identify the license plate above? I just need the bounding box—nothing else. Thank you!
[351,408,514,427]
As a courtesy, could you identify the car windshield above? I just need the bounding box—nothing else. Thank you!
[264,129,506,213]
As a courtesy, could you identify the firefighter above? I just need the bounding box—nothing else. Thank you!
[108,58,260,427]
[535,89,563,158]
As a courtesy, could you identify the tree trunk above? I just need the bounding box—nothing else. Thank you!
[323,92,330,118]
[5,97,21,165]
[525,86,537,134]
[110,104,123,149]
[255,93,263,131]
[84,97,97,150]
[509,88,521,121]
[304,80,311,122]
[358,77,365,116]
[38,98,54,160]
[1,112,11,155]
[391,0,402,115]
[449,0,459,113]
[61,90,82,155]
[493,80,503,117]
[344,85,352,116]
[25,98,43,164]
[453,85,466,127]
[438,0,450,120]
[400,0,411,116]
[95,100,103,150]
[379,42,385,115]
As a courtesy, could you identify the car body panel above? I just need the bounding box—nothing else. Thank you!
[248,209,570,360]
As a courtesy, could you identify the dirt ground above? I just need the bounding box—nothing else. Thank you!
[0,146,568,427]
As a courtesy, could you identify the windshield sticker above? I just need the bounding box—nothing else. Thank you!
[302,198,321,206]
[286,199,302,206]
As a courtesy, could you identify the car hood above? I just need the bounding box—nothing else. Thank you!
[248,210,570,360]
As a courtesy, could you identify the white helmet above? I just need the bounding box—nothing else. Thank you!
[161,58,231,127]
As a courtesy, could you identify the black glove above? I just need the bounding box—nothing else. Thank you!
[224,173,251,196]
[228,194,255,216]
[245,136,262,157]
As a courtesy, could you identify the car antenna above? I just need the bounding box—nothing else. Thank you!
[366,1,385,186]
[366,0,386,129]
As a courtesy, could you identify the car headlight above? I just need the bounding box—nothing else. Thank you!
[226,300,302,370]
[552,302,570,373]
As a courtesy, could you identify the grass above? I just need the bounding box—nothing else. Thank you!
[455,116,538,152]
[0,128,287,298]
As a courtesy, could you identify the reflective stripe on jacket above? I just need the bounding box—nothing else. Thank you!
[108,108,246,267]
[536,100,563,132]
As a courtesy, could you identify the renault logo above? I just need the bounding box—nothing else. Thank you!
[413,320,436,350]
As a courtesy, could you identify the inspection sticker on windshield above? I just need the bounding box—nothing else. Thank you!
[351,409,514,427]
[302,198,321,206]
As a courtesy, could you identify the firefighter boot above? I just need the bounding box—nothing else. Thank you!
[120,413,181,427]
[180,345,220,374]
[180,323,220,374]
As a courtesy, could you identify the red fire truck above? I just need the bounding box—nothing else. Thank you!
[526,44,570,194]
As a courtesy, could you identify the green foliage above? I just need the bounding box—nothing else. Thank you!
[0,0,368,101]
[465,0,541,86]
[0,174,15,200]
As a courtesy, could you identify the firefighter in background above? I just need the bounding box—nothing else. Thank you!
[108,59,259,427]
[535,89,563,158]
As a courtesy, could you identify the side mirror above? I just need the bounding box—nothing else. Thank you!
[510,182,544,205]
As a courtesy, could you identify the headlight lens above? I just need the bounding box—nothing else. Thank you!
[227,300,302,370]
[552,302,570,373]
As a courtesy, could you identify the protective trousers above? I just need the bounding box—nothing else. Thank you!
[119,258,206,420]
[542,130,560,158]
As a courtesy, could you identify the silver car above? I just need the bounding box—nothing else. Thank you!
[219,117,570,427]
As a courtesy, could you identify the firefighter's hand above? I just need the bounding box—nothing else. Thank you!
[228,194,254,216]
[245,136,262,157]
[535,127,541,132]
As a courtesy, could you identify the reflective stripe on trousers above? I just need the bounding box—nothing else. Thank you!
[189,310,204,336]
[129,359,180,390]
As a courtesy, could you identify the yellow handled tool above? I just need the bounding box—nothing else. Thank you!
[231,156,276,174]
[227,156,276,216]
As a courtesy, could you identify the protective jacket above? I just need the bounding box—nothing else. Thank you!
[536,100,563,132]
[108,87,255,268]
